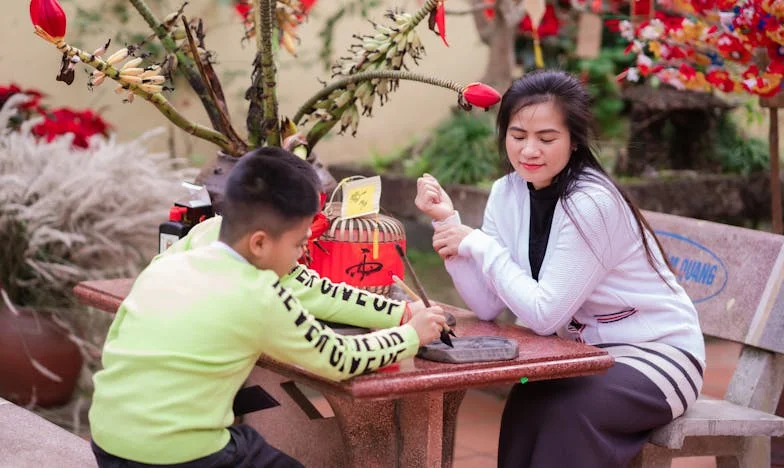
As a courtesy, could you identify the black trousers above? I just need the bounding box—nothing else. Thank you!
[498,362,673,468]
[91,424,303,468]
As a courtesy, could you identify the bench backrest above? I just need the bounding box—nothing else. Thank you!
[645,211,784,354]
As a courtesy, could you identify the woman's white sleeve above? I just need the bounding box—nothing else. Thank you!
[441,188,507,320]
[458,190,622,335]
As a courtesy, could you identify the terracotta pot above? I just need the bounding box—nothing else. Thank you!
[196,151,338,212]
[0,307,83,407]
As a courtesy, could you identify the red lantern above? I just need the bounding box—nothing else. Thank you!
[309,203,406,296]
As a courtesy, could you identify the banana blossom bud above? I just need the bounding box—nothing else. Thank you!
[30,0,67,42]
[461,82,502,109]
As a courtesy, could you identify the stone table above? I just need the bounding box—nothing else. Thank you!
[74,279,614,467]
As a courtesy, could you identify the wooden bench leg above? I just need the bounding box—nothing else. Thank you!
[717,436,771,468]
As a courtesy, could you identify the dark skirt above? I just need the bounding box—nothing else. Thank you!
[498,343,703,468]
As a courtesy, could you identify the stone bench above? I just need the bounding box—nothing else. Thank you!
[631,211,784,467]
[0,397,96,467]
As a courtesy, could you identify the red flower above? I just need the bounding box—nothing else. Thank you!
[655,12,684,31]
[483,0,495,20]
[0,85,46,115]
[690,0,715,14]
[462,82,502,109]
[300,0,317,14]
[31,107,111,149]
[715,33,753,63]
[519,5,560,38]
[436,1,448,47]
[29,0,67,40]
[605,19,621,32]
[233,1,251,18]
[706,70,735,92]
[678,63,697,80]
[743,64,760,80]
[632,0,653,17]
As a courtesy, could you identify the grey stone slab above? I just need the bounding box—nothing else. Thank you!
[649,396,784,449]
[646,210,784,352]
[0,403,96,468]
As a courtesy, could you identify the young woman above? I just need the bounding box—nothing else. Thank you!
[415,70,705,467]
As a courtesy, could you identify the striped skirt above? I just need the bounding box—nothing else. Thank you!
[498,342,703,468]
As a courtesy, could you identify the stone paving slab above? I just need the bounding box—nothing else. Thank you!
[0,401,96,468]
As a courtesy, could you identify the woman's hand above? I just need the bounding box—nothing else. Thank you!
[415,174,454,222]
[433,224,474,260]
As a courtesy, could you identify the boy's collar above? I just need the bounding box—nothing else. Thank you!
[212,241,249,265]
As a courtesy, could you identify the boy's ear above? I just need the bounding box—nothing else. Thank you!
[248,230,269,259]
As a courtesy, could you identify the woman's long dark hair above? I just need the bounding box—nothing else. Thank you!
[496,70,674,286]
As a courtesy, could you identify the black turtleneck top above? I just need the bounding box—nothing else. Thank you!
[527,181,561,281]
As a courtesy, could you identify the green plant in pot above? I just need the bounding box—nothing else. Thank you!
[29,0,503,209]
[0,92,192,411]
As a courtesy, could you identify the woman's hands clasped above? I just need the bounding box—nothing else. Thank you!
[415,174,473,260]
[433,224,473,260]
[415,174,454,222]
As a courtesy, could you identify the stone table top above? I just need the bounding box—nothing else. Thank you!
[74,279,614,399]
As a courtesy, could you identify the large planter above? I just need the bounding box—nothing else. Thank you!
[0,307,83,407]
[195,151,338,212]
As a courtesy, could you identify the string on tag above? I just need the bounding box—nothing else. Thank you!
[373,213,380,259]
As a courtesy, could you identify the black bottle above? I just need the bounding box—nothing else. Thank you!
[159,206,191,254]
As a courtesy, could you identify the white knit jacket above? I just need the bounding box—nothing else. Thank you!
[440,171,706,365]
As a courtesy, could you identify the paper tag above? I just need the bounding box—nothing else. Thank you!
[523,0,546,28]
[178,181,212,208]
[575,13,603,59]
[341,176,381,219]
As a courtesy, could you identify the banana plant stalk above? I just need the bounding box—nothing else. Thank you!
[129,0,228,137]
[51,39,233,151]
[248,0,280,147]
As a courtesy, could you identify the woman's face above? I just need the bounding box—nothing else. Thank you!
[505,100,572,190]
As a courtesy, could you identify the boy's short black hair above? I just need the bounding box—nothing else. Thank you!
[219,147,320,244]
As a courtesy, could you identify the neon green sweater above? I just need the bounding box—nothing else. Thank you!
[89,219,419,463]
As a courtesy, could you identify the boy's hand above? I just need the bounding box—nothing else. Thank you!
[408,305,447,345]
[405,300,426,321]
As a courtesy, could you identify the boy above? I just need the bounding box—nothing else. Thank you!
[89,147,447,467]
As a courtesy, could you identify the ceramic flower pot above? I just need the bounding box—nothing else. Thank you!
[0,307,83,407]
[195,151,338,212]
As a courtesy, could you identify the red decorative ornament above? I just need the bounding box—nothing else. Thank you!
[462,82,502,109]
[29,0,67,41]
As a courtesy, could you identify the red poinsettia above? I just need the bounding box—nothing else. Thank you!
[519,4,561,37]
[32,107,111,149]
[0,85,43,111]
